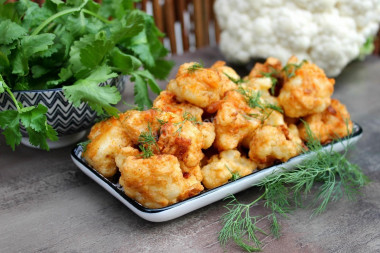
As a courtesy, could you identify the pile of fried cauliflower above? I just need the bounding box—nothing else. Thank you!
[82,57,353,209]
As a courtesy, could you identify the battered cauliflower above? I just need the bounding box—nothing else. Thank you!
[278,57,335,118]
[167,62,236,108]
[157,121,204,167]
[83,116,130,178]
[153,90,203,121]
[213,90,262,151]
[298,99,353,144]
[116,154,204,208]
[249,124,303,169]
[119,109,181,145]
[201,150,257,189]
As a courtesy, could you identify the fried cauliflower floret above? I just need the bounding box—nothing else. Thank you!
[210,61,239,93]
[167,62,236,108]
[180,161,203,182]
[197,122,215,149]
[157,121,204,167]
[120,109,181,144]
[298,99,353,144]
[214,88,284,151]
[153,91,203,121]
[248,57,283,79]
[83,117,130,178]
[278,57,335,118]
[116,154,204,208]
[249,125,303,169]
[201,150,257,189]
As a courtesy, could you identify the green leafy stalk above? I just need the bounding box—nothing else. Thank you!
[0,75,58,150]
[137,124,158,159]
[187,61,204,73]
[219,122,368,251]
[218,194,267,252]
[225,164,240,181]
[174,111,202,134]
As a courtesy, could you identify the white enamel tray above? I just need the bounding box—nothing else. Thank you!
[71,123,362,222]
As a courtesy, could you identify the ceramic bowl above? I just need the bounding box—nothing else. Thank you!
[0,76,126,148]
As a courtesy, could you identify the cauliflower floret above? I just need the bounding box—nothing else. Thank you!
[197,122,216,149]
[201,150,257,189]
[278,57,334,118]
[248,124,303,169]
[120,109,181,144]
[83,117,131,178]
[153,90,203,121]
[157,121,204,167]
[116,154,203,208]
[298,99,353,144]
[214,0,380,76]
[167,62,236,108]
[213,90,262,151]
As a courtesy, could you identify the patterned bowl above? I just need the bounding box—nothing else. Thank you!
[0,76,126,149]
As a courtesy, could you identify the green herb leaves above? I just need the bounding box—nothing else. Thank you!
[0,0,173,150]
[137,124,158,159]
[219,123,368,252]
[0,76,58,150]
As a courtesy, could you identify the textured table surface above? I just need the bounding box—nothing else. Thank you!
[1,47,380,253]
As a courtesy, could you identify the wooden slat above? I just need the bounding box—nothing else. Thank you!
[210,0,220,43]
[202,0,210,46]
[374,29,380,55]
[176,0,190,52]
[152,0,165,34]
[164,0,177,54]
[141,0,148,12]
[193,0,205,48]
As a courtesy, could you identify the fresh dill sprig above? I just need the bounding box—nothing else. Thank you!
[218,194,267,252]
[174,111,202,134]
[157,118,168,126]
[237,85,283,123]
[237,86,264,110]
[219,122,368,251]
[260,66,280,95]
[187,61,204,73]
[78,140,91,152]
[225,164,240,181]
[282,60,308,79]
[224,72,246,84]
[137,124,158,159]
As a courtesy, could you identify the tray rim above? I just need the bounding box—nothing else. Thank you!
[71,123,363,222]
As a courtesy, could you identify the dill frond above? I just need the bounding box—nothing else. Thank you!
[187,61,204,73]
[218,195,266,251]
[282,60,307,79]
[174,111,202,134]
[225,164,240,181]
[137,124,158,159]
[78,140,91,152]
[219,121,368,251]
[224,72,246,84]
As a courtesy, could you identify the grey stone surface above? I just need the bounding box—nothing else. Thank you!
[1,47,380,253]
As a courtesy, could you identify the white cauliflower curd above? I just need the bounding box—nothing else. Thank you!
[214,0,380,76]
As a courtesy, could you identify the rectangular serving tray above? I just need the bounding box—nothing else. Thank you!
[71,123,363,222]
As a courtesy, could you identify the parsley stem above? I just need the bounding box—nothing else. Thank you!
[82,9,112,24]
[31,7,82,36]
[0,75,21,112]
[5,87,21,112]
[31,0,111,36]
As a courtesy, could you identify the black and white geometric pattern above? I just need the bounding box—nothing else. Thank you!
[0,76,126,136]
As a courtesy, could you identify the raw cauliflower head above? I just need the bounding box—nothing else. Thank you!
[214,0,380,76]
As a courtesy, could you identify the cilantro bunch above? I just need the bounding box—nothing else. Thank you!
[0,0,174,150]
